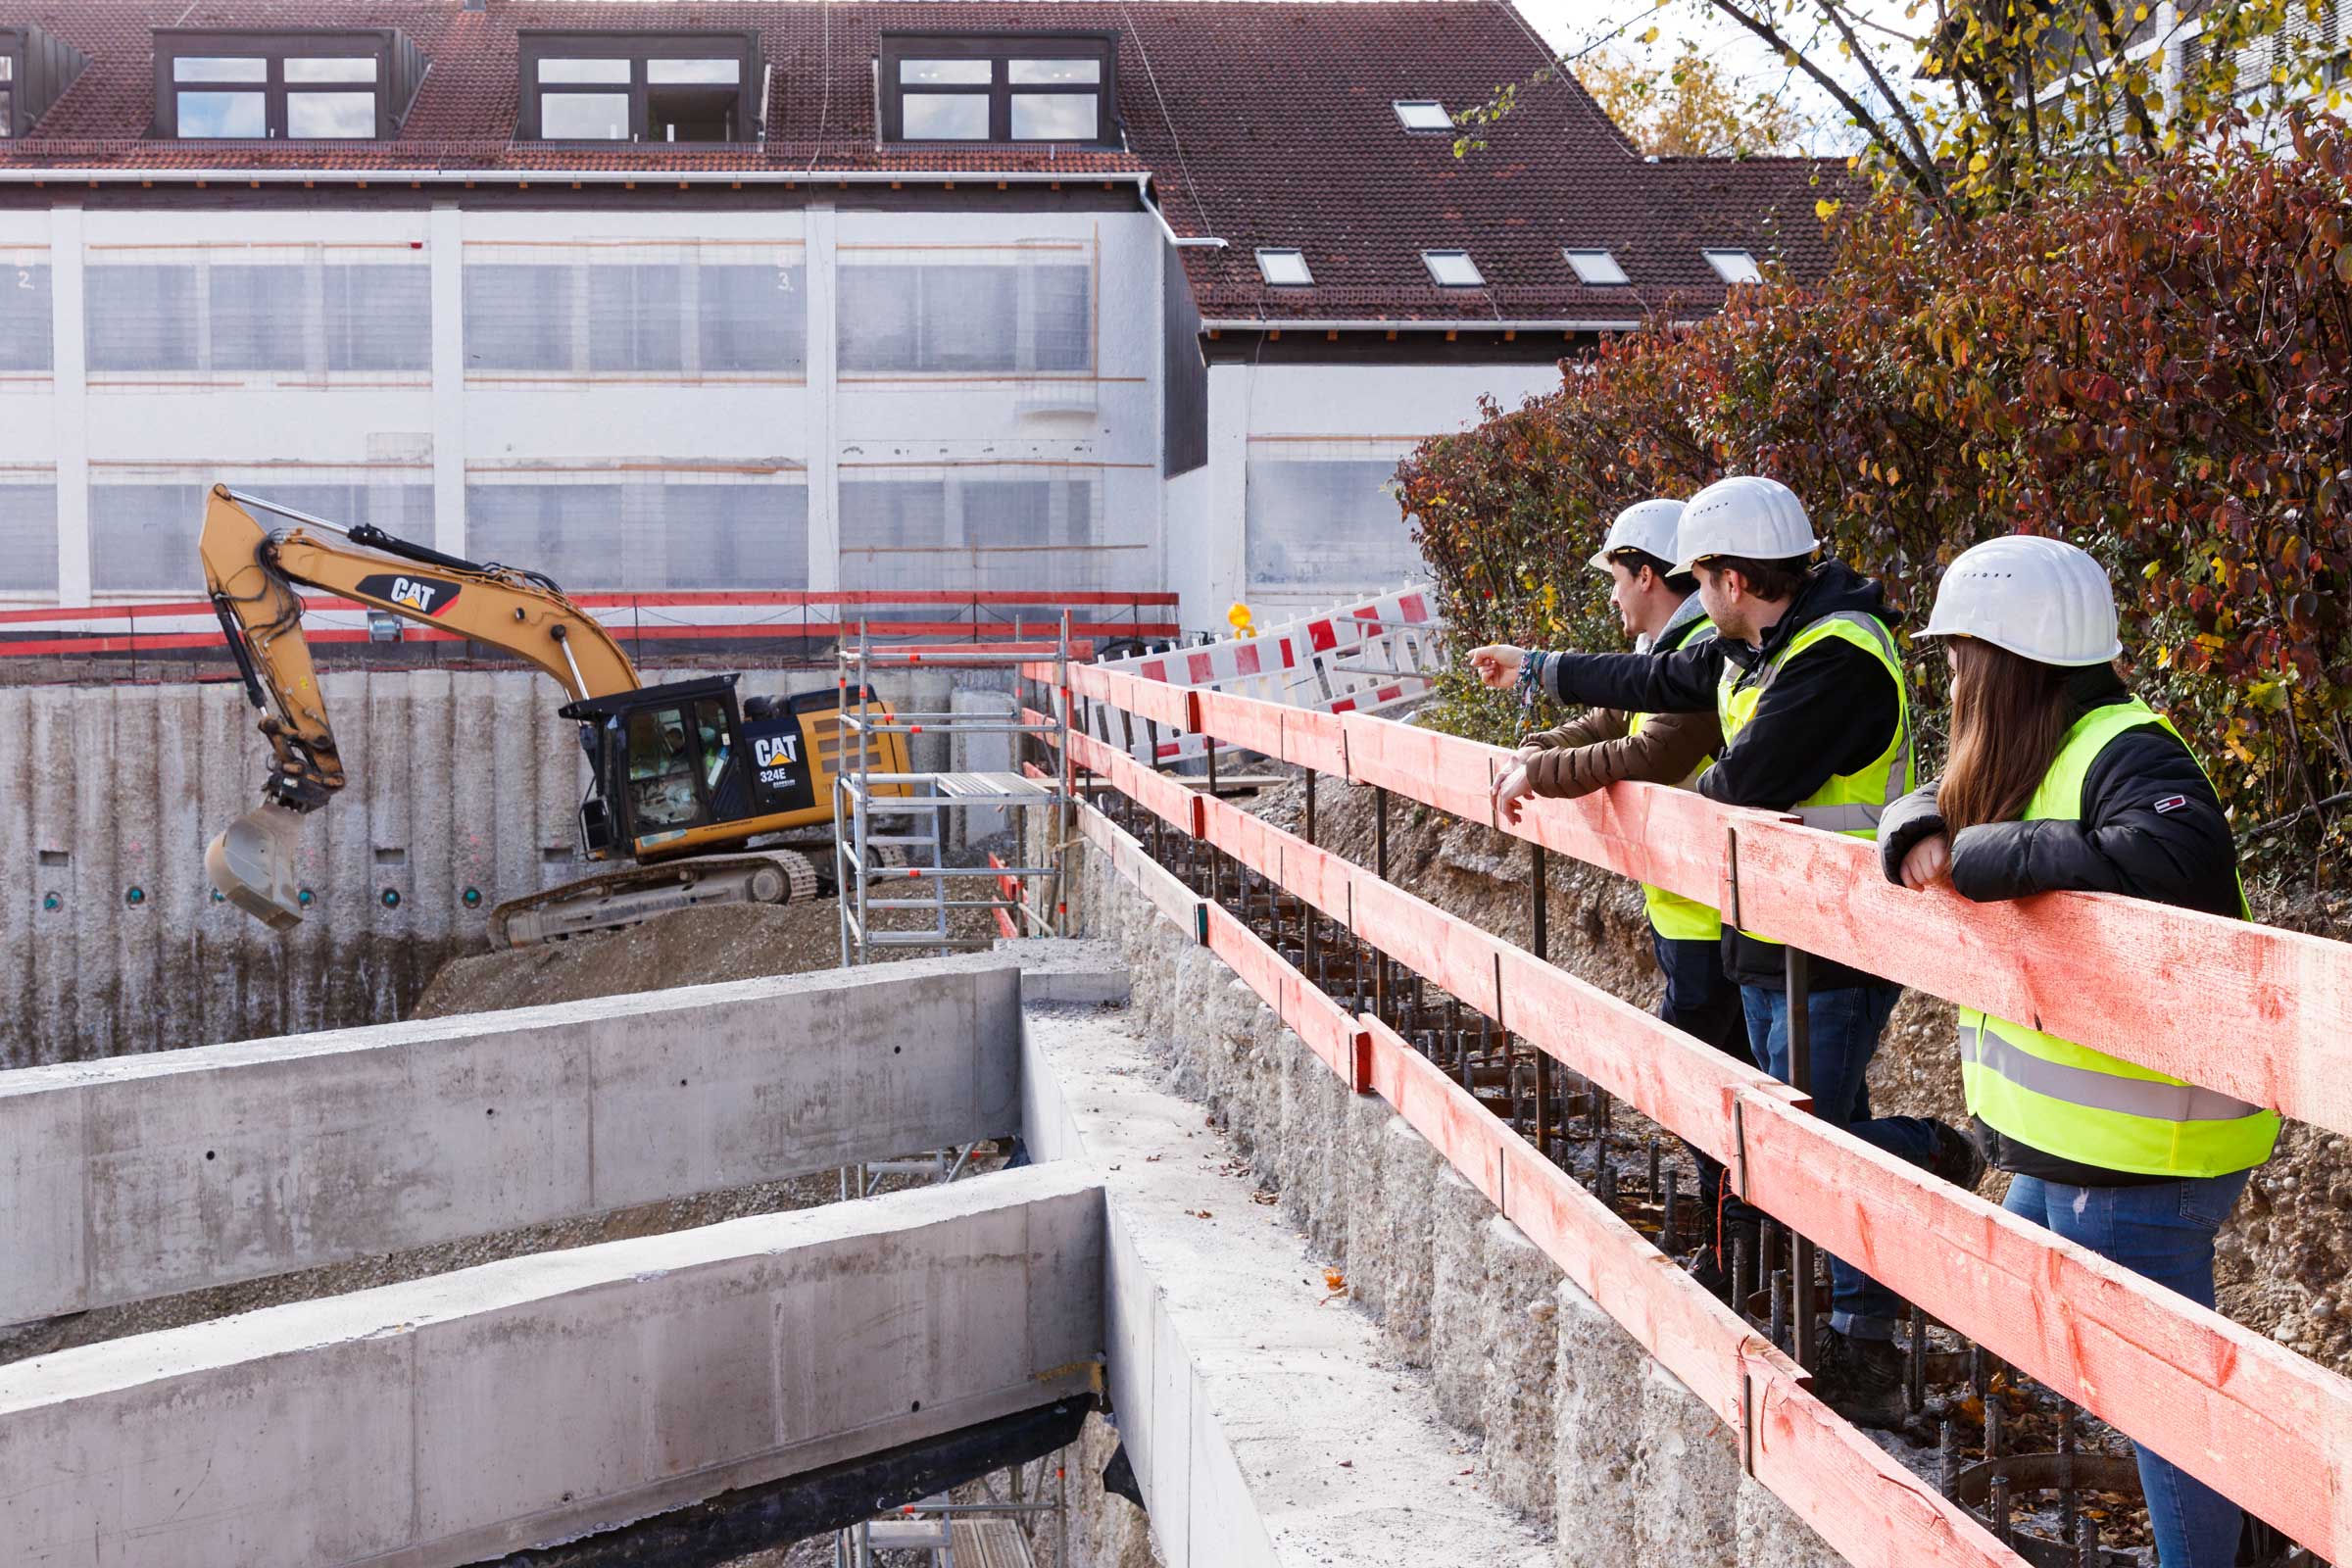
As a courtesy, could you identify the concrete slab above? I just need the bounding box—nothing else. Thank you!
[1552,1278,1644,1568]
[0,1163,1103,1568]
[995,938,1133,1006]
[1375,1117,1443,1369]
[1477,1216,1562,1526]
[1430,1163,1492,1434]
[1021,1008,1548,1568]
[1632,1356,1740,1565]
[1735,1473,1847,1568]
[0,956,1032,1321]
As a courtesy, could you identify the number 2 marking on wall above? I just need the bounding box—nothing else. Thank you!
[14,270,29,291]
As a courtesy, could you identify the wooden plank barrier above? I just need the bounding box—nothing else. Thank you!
[1195,686,1288,761]
[1074,797,1202,933]
[1279,705,1349,778]
[1205,904,1370,1088]
[1059,683,2352,1559]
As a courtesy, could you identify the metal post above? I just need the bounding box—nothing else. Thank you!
[1303,767,1316,845]
[1373,787,1390,1018]
[1787,944,1816,1369]
[1531,840,1548,959]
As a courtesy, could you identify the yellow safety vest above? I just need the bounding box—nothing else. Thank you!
[1716,610,1914,946]
[1958,699,2278,1179]
[1630,614,1723,943]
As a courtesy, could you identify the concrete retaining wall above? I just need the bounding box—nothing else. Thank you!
[0,1162,1103,1568]
[1061,825,1857,1568]
[0,956,1023,1322]
[0,662,970,1066]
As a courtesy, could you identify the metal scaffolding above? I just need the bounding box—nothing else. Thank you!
[833,619,1074,965]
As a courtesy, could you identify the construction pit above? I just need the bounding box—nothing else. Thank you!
[4,661,2349,1568]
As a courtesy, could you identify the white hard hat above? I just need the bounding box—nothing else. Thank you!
[1587,498,1688,572]
[1921,534,2122,666]
[1671,475,1819,574]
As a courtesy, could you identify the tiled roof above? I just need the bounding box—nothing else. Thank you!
[0,0,1850,322]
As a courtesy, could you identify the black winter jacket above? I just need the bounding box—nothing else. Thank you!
[1875,666,2241,1185]
[1540,561,1906,990]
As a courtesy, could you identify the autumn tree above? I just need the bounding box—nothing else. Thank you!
[1575,41,1814,155]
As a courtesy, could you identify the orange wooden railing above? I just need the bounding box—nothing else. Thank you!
[1034,661,2352,1568]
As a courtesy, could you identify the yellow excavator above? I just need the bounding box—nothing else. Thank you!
[198,484,908,948]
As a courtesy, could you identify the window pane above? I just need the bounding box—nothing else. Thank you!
[839,481,950,586]
[287,92,376,138]
[0,89,14,139]
[836,268,920,372]
[89,483,209,592]
[285,56,377,82]
[921,265,1017,371]
[466,484,624,590]
[698,264,806,373]
[1394,100,1450,130]
[0,57,13,80]
[1008,59,1100,84]
[1565,249,1629,286]
[588,264,685,373]
[0,264,52,372]
[1256,249,1312,286]
[173,57,267,82]
[85,266,200,371]
[647,59,739,84]
[210,265,309,370]
[901,94,990,138]
[1247,460,1420,591]
[0,484,58,593]
[1028,265,1092,371]
[900,59,992,84]
[176,91,266,138]
[539,58,631,83]
[658,484,808,588]
[1010,93,1096,139]
[1422,250,1483,286]
[464,265,574,371]
[323,265,429,371]
[540,92,631,139]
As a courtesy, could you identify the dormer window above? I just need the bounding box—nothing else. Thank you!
[1394,100,1450,131]
[0,25,92,140]
[881,35,1116,144]
[1565,249,1631,286]
[519,31,763,143]
[1704,248,1763,284]
[152,29,425,141]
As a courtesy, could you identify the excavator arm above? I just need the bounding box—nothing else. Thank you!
[199,484,641,929]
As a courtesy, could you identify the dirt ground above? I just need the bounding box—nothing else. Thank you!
[411,895,1004,1020]
[1250,775,2352,1379]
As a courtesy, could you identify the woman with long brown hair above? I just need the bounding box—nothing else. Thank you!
[1879,534,2278,1568]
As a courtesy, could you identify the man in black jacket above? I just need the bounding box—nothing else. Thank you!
[1469,475,1980,1423]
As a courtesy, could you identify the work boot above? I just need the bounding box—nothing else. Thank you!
[1812,1329,1906,1428]
[1925,1119,1988,1193]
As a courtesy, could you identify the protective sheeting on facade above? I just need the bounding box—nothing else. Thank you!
[86,465,434,593]
[0,466,57,592]
[82,243,430,380]
[0,248,50,373]
[836,236,1094,379]
[462,239,808,382]
[837,462,1148,598]
[1244,437,1426,596]
[464,461,809,591]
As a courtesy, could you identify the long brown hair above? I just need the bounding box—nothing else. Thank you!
[1938,639,2079,832]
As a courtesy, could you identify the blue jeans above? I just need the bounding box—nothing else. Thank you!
[1742,982,1939,1340]
[2005,1169,2254,1568]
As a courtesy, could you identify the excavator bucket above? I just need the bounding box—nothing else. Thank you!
[205,801,310,932]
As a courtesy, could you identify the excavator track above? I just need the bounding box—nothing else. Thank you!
[488,850,821,951]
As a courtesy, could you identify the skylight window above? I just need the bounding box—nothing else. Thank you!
[1704,248,1764,284]
[1422,250,1484,287]
[1256,249,1313,287]
[882,35,1115,144]
[151,28,424,141]
[518,30,761,143]
[1564,249,1631,286]
[1394,100,1450,131]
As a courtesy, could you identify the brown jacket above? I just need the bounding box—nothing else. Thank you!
[1520,704,1722,799]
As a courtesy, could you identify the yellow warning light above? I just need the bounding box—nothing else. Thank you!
[1226,602,1256,637]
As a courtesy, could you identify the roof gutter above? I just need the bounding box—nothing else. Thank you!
[1202,317,1640,333]
[0,165,1162,189]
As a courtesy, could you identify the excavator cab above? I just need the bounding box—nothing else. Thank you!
[565,675,907,862]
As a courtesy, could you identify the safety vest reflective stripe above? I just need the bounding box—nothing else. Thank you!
[1960,698,2278,1179]
[1632,614,1722,943]
[1958,1020,2264,1123]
